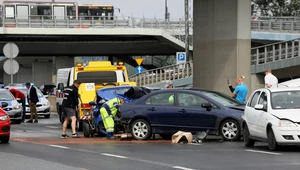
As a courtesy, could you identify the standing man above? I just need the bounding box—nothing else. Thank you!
[232,76,248,104]
[100,97,125,140]
[9,88,26,123]
[264,69,278,88]
[61,80,81,138]
[25,82,39,123]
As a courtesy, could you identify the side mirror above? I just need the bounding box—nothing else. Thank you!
[201,103,212,111]
[44,95,49,98]
[89,101,96,106]
[254,104,264,110]
[57,83,64,91]
[1,102,8,108]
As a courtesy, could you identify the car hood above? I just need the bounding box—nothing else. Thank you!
[227,105,245,111]
[0,100,18,107]
[97,91,133,103]
[271,110,300,122]
[25,97,44,104]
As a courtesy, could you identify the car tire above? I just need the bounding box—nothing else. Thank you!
[267,127,278,151]
[15,119,22,124]
[1,136,9,143]
[83,122,91,137]
[220,119,241,141]
[159,134,172,140]
[44,114,50,119]
[131,119,151,140]
[243,125,255,147]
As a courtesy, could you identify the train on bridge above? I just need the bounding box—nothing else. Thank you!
[1,1,115,20]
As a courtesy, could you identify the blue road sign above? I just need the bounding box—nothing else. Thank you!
[135,66,144,73]
[177,52,186,61]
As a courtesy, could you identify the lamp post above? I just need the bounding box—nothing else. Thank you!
[185,0,189,61]
[165,0,169,21]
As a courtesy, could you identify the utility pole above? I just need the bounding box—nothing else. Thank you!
[185,0,189,61]
[165,0,169,21]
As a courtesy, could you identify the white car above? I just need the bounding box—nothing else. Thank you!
[243,88,300,150]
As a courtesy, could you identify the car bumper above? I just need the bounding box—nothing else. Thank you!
[25,105,50,116]
[273,126,300,144]
[0,121,10,136]
[6,109,22,120]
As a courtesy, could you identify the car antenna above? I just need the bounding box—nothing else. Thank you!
[289,73,293,80]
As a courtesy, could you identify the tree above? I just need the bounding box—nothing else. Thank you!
[252,0,300,16]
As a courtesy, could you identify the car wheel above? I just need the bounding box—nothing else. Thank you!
[220,119,241,141]
[267,128,278,151]
[243,125,255,147]
[1,136,9,143]
[131,119,151,140]
[83,122,91,137]
[159,134,172,140]
[44,114,50,119]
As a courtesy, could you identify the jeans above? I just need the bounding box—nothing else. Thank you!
[21,99,26,121]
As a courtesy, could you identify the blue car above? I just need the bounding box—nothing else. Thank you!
[0,89,22,124]
[120,88,245,141]
[83,86,150,137]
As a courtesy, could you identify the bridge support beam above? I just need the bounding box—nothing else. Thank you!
[193,0,252,94]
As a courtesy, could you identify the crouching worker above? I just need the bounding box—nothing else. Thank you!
[100,97,125,140]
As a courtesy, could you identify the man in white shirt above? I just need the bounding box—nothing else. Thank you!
[264,69,278,88]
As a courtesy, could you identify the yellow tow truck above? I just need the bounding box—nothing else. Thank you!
[56,61,136,129]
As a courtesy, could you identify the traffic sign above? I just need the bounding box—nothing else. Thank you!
[135,66,144,73]
[3,59,19,75]
[3,42,19,59]
[135,58,143,66]
[176,52,186,69]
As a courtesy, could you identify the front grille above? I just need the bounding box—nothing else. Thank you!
[2,126,10,132]
[9,113,21,118]
[26,104,42,107]
[283,135,294,140]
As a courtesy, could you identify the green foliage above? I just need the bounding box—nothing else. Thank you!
[252,0,300,16]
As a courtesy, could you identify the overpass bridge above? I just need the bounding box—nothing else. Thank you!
[1,15,300,86]
[129,38,300,88]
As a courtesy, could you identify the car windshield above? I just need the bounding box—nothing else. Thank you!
[18,88,44,98]
[271,91,300,109]
[202,91,243,107]
[0,90,14,101]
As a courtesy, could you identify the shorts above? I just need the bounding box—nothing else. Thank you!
[63,107,76,117]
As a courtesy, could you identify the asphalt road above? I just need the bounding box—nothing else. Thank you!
[1,114,300,170]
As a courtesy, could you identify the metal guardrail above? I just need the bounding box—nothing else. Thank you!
[129,61,193,86]
[131,38,300,86]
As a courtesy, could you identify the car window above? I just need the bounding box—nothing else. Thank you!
[258,92,268,110]
[178,93,209,107]
[249,91,260,107]
[0,90,14,101]
[202,91,242,107]
[145,92,175,106]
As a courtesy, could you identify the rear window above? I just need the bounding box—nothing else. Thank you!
[77,71,124,84]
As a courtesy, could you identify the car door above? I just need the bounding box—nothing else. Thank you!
[244,90,261,136]
[176,92,218,132]
[255,91,269,138]
[143,92,180,132]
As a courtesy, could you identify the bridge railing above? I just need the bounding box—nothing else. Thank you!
[129,61,193,86]
[251,38,300,65]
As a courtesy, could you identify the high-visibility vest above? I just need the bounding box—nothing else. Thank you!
[102,97,121,116]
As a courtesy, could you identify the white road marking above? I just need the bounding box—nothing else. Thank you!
[46,126,60,129]
[48,145,70,149]
[173,166,196,170]
[101,153,128,159]
[245,149,281,155]
[189,143,202,146]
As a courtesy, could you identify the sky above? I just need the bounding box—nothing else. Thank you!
[2,0,193,19]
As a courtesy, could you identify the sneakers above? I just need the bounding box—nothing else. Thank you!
[61,134,70,139]
[71,133,79,138]
[107,136,117,140]
[34,120,38,123]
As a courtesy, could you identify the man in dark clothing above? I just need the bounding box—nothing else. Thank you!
[61,80,81,138]
[25,83,39,123]
[9,88,26,122]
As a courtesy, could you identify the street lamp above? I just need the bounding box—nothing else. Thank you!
[185,0,190,61]
[165,0,170,21]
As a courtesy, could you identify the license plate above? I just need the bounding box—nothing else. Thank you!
[26,108,30,112]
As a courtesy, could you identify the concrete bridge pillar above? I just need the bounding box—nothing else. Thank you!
[193,0,252,95]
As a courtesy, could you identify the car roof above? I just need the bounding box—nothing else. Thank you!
[256,87,300,92]
[150,88,217,93]
[99,86,133,91]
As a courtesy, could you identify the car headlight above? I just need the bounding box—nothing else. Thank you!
[278,120,297,127]
[43,102,50,106]
[0,115,8,121]
[13,105,20,110]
